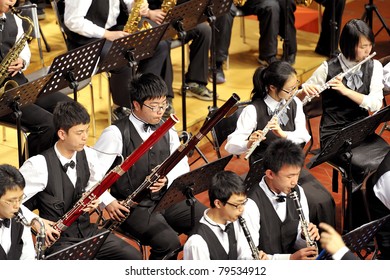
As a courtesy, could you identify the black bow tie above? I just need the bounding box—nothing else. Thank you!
[143,123,158,132]
[224,222,233,233]
[63,160,75,172]
[276,195,286,203]
[0,218,10,228]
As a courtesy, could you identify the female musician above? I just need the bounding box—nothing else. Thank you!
[225,61,310,165]
[301,19,384,149]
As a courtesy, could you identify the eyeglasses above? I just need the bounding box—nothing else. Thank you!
[225,198,248,210]
[143,102,169,112]
[281,80,300,95]
[0,194,27,207]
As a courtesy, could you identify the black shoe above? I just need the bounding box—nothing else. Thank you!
[257,56,278,67]
[112,107,131,122]
[162,98,175,119]
[284,53,296,65]
[208,67,226,84]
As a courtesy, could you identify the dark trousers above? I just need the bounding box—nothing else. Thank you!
[215,4,236,64]
[241,0,297,59]
[0,83,72,158]
[315,0,346,56]
[121,199,207,260]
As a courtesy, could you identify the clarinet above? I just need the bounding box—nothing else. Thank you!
[48,115,179,246]
[103,94,241,231]
[238,216,260,260]
[289,189,318,250]
[301,52,376,105]
[15,212,46,260]
[244,89,300,160]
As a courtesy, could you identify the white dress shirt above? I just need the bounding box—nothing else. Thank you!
[183,209,254,260]
[383,62,390,92]
[225,95,310,156]
[302,53,384,112]
[64,0,135,39]
[244,176,310,260]
[373,170,390,210]
[94,114,189,204]
[0,219,36,259]
[20,143,112,221]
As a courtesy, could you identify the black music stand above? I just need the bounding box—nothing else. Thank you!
[244,158,264,192]
[162,0,209,132]
[317,214,390,260]
[44,230,110,260]
[307,105,390,232]
[362,0,390,37]
[152,155,233,228]
[0,73,55,166]
[96,24,170,77]
[40,39,105,101]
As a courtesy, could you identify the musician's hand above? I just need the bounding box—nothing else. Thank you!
[103,30,129,41]
[301,84,320,100]
[268,118,287,139]
[8,57,25,76]
[289,247,318,260]
[83,199,100,213]
[148,9,166,25]
[247,130,266,149]
[139,1,149,16]
[106,200,130,221]
[258,250,269,260]
[319,222,345,255]
[41,218,60,246]
[327,76,350,96]
[150,176,167,193]
[308,222,320,241]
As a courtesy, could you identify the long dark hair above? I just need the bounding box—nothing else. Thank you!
[251,61,297,101]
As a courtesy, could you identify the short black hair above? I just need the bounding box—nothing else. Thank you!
[0,164,25,198]
[129,73,168,106]
[340,19,375,61]
[263,139,304,174]
[53,101,90,133]
[209,171,246,208]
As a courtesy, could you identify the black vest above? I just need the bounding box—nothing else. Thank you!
[110,117,170,206]
[64,0,128,49]
[320,58,373,148]
[248,185,300,254]
[30,148,94,238]
[0,217,25,260]
[191,223,236,260]
[250,98,297,164]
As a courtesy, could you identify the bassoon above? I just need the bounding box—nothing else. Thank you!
[49,114,179,243]
[103,93,241,231]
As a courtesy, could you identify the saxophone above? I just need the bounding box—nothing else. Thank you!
[238,216,260,260]
[161,0,177,13]
[289,189,318,252]
[123,0,152,34]
[295,0,313,6]
[233,0,247,7]
[14,211,46,260]
[0,6,33,97]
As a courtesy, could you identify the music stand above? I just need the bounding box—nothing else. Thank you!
[317,214,390,260]
[307,105,390,232]
[361,0,390,37]
[244,158,264,192]
[0,73,55,166]
[44,230,110,260]
[152,155,233,228]
[162,0,209,132]
[40,39,105,101]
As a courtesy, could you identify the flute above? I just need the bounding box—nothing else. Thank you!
[301,52,376,105]
[244,89,300,160]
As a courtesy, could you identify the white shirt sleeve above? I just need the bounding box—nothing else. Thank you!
[19,224,36,260]
[373,170,390,210]
[360,59,384,112]
[225,105,257,155]
[384,62,390,92]
[183,234,211,260]
[285,97,311,145]
[13,14,31,69]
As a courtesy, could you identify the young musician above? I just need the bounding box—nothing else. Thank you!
[0,0,73,158]
[301,19,384,149]
[63,0,173,119]
[19,101,142,259]
[94,73,206,260]
[245,139,320,260]
[0,164,35,260]
[183,170,268,260]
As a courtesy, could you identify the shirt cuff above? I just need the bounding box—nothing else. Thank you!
[333,246,349,260]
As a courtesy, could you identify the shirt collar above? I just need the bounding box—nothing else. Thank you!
[54,142,77,167]
[264,94,287,111]
[203,209,231,232]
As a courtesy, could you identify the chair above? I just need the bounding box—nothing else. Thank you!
[211,100,250,158]
[379,55,390,135]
